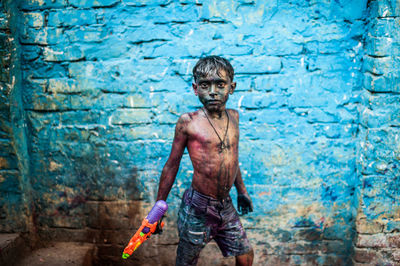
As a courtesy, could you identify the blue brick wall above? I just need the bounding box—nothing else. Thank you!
[1,0,399,264]
[354,0,400,264]
[0,1,30,233]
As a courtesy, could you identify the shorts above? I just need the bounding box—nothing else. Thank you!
[175,187,252,266]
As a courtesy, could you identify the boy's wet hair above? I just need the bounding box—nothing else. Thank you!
[192,56,234,83]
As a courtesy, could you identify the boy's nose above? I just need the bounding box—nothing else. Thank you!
[209,84,217,95]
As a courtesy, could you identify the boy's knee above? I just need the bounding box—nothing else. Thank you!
[235,249,254,266]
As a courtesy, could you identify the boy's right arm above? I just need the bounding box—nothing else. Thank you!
[156,115,189,201]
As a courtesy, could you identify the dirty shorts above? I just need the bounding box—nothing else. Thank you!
[175,187,252,266]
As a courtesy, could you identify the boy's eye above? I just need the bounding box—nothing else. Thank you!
[200,83,209,89]
[217,83,225,88]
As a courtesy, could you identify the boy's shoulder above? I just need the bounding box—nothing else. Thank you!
[178,109,201,123]
[227,108,239,118]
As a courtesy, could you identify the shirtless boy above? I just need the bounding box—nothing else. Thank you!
[156,56,254,266]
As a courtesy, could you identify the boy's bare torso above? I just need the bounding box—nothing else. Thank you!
[179,108,240,199]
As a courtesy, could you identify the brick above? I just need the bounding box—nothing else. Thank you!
[386,220,400,233]
[393,250,400,261]
[24,93,70,111]
[0,140,14,157]
[23,12,44,28]
[21,45,41,61]
[48,78,83,94]
[364,56,400,76]
[0,155,18,170]
[369,17,400,39]
[0,170,21,193]
[307,108,338,123]
[369,0,400,17]
[353,248,378,263]
[330,0,367,21]
[306,54,358,72]
[48,216,86,229]
[240,92,286,109]
[109,124,174,141]
[259,37,303,56]
[64,27,108,43]
[365,36,400,57]
[364,72,400,93]
[143,2,200,24]
[356,234,388,248]
[356,218,384,234]
[361,103,400,128]
[20,27,68,45]
[69,0,120,8]
[48,10,97,27]
[43,46,84,62]
[232,55,282,74]
[18,0,67,10]
[124,0,170,6]
[0,14,8,30]
[388,234,400,248]
[125,25,174,44]
[110,109,153,125]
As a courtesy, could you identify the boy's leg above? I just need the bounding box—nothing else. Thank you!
[235,249,254,266]
[175,237,205,266]
[213,198,253,263]
[175,188,210,266]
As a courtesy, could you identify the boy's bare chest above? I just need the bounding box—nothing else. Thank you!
[187,120,239,153]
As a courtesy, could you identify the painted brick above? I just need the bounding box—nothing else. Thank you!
[369,17,400,39]
[48,78,82,94]
[0,13,8,30]
[364,72,400,93]
[369,0,400,18]
[22,12,44,28]
[361,104,400,128]
[353,248,379,263]
[232,55,282,74]
[20,27,67,45]
[43,46,84,62]
[123,0,170,6]
[18,0,67,10]
[64,27,108,43]
[364,56,400,76]
[393,250,400,261]
[356,218,384,234]
[69,0,120,8]
[240,92,285,109]
[330,0,367,20]
[357,234,389,248]
[388,234,400,248]
[110,109,153,125]
[0,171,21,193]
[365,36,400,57]
[48,10,97,27]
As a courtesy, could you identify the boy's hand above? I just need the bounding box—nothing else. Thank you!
[153,215,166,235]
[237,193,253,215]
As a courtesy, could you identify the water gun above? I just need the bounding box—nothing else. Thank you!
[122,200,168,259]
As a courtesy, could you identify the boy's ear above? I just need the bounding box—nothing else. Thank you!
[192,83,198,96]
[230,82,236,94]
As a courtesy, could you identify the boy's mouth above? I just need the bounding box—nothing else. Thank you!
[208,100,221,105]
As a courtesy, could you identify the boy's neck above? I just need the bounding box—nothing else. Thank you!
[202,107,226,119]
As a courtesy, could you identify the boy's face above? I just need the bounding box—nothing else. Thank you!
[192,69,236,113]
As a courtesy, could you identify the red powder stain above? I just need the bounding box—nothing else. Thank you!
[258,191,271,197]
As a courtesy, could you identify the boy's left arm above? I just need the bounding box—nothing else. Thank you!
[234,167,253,215]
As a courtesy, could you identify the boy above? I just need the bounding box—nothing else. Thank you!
[156,56,254,266]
